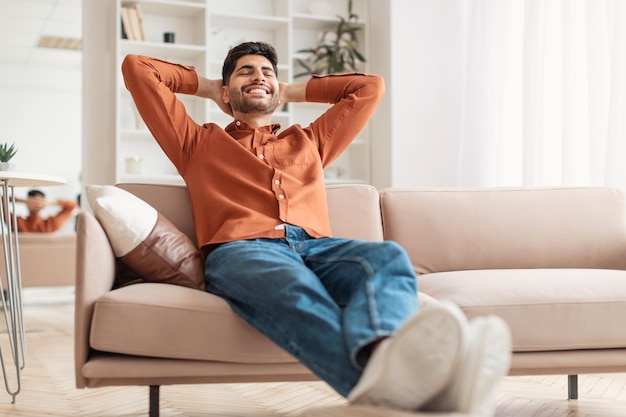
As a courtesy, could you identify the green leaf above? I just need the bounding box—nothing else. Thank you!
[0,142,18,162]
[295,1,366,76]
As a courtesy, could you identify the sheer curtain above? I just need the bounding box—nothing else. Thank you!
[458,0,626,188]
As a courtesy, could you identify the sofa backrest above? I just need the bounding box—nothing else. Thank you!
[326,184,383,241]
[380,187,626,274]
[118,183,196,243]
[1,233,76,288]
[117,182,383,245]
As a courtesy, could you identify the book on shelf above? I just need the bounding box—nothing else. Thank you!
[127,6,145,41]
[120,7,135,40]
[120,5,146,41]
[121,18,128,39]
[134,4,147,41]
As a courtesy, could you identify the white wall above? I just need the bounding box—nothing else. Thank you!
[0,64,82,228]
[386,0,465,187]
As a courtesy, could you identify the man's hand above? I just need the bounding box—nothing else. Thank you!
[195,77,233,116]
[278,81,308,107]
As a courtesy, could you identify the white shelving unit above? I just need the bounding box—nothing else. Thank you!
[83,0,371,187]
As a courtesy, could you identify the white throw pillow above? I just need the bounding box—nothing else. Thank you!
[85,185,205,290]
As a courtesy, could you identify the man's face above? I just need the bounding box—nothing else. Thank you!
[222,55,279,115]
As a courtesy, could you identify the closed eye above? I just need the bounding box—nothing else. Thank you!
[235,65,276,78]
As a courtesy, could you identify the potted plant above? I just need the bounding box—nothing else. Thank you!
[295,0,366,78]
[0,142,18,171]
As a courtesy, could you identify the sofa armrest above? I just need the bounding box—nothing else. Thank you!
[74,211,116,388]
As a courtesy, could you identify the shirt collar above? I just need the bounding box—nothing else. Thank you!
[225,119,281,134]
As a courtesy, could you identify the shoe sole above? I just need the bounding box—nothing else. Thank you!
[348,306,465,410]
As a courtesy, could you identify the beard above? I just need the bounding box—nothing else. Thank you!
[228,85,279,115]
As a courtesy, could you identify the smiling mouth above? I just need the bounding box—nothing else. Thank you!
[243,85,271,95]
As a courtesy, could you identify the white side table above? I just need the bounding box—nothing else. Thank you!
[0,172,66,403]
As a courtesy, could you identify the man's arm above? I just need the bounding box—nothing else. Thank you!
[304,74,385,165]
[39,199,79,233]
[122,55,203,171]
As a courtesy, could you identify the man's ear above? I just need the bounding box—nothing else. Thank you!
[221,85,230,104]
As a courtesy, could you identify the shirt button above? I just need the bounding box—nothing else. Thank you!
[274,180,280,185]
[278,194,285,199]
[259,154,265,159]
[235,121,241,126]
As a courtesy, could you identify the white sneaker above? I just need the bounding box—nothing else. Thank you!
[423,315,512,416]
[347,304,466,411]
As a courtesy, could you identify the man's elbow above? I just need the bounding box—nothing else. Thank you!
[374,75,385,97]
[366,74,385,102]
[121,54,140,76]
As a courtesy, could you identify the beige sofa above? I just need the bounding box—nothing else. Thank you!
[75,183,626,417]
[1,232,76,288]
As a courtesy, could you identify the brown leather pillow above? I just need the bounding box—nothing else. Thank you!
[85,185,205,291]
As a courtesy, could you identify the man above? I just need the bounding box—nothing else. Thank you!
[122,42,511,415]
[14,189,78,233]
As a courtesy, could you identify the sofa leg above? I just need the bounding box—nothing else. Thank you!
[568,374,578,400]
[149,385,160,417]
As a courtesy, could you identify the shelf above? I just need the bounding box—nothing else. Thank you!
[209,14,289,31]
[291,13,342,30]
[208,0,289,18]
[120,40,206,60]
[131,0,206,17]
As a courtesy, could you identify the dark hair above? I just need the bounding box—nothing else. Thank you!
[222,41,278,85]
[27,189,45,198]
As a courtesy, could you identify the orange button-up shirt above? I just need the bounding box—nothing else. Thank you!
[122,55,384,252]
[16,199,78,233]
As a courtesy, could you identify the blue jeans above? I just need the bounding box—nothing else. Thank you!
[204,225,419,397]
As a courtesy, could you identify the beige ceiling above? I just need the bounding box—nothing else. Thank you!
[0,0,82,70]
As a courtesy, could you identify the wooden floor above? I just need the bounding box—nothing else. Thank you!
[1,288,626,417]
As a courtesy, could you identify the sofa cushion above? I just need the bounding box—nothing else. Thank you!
[90,282,441,362]
[85,185,205,291]
[90,282,297,363]
[419,268,626,352]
